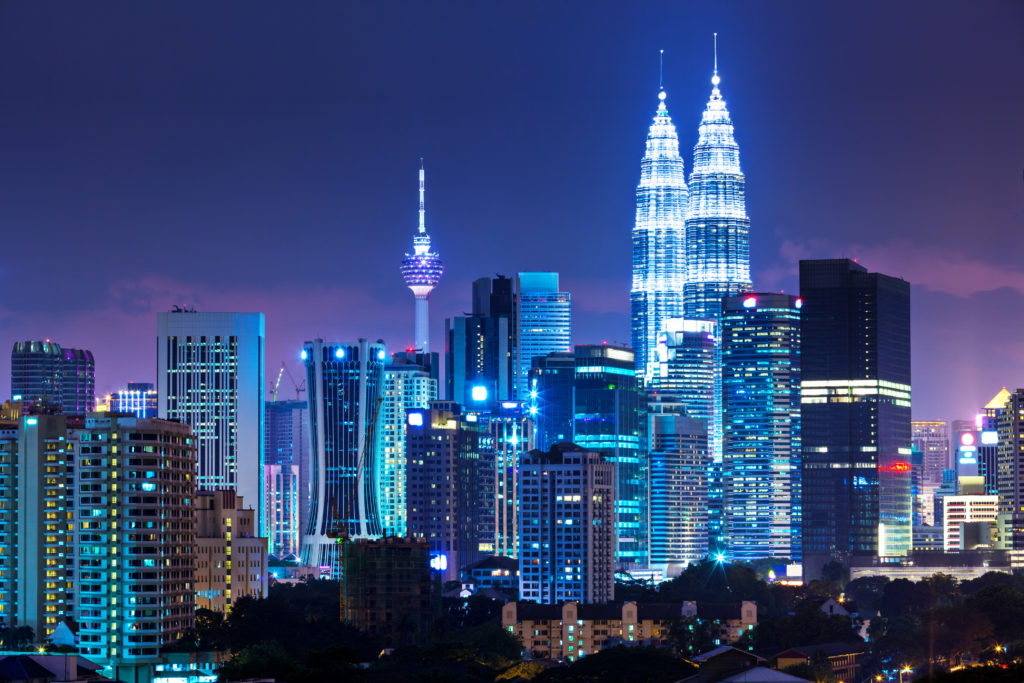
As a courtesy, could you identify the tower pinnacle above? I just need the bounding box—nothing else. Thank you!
[401,162,444,353]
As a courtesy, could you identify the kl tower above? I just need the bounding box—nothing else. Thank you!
[400,161,444,354]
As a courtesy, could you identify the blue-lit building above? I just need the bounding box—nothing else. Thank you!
[514,272,571,399]
[110,382,157,418]
[799,259,912,578]
[683,58,751,321]
[265,398,309,557]
[446,276,515,408]
[572,344,646,568]
[631,86,688,383]
[528,351,575,451]
[647,397,708,577]
[518,444,615,604]
[301,338,386,577]
[11,340,94,415]
[721,293,801,562]
[400,162,444,355]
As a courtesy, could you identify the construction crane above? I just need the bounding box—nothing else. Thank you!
[329,394,385,542]
[269,366,285,401]
[269,361,306,401]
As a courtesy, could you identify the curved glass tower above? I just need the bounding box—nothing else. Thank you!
[631,88,688,383]
[683,63,751,320]
[401,163,444,354]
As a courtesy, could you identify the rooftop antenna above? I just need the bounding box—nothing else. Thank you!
[659,49,664,91]
[418,157,425,233]
[712,33,721,88]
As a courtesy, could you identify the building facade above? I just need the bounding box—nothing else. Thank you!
[110,382,158,419]
[11,341,94,415]
[528,351,575,451]
[912,421,950,488]
[445,276,515,407]
[195,490,268,612]
[0,414,72,638]
[519,445,615,605]
[476,401,534,559]
[378,352,437,538]
[647,399,708,577]
[572,345,646,568]
[404,402,483,581]
[400,162,444,355]
[683,64,751,322]
[996,389,1024,554]
[514,272,571,398]
[72,413,196,663]
[721,293,801,562]
[631,87,688,383]
[799,259,912,577]
[301,339,385,577]
[264,399,309,557]
[157,310,265,534]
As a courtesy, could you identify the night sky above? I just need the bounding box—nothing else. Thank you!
[1,2,1021,420]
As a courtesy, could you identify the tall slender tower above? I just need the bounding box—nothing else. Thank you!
[401,162,444,354]
[684,37,751,320]
[631,52,688,384]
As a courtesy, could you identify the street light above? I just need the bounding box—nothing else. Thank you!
[899,666,912,683]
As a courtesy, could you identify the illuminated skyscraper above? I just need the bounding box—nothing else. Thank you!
[529,351,576,450]
[684,40,751,321]
[157,310,265,533]
[631,73,688,383]
[800,259,912,578]
[401,162,444,354]
[911,421,950,488]
[264,398,309,557]
[514,272,571,398]
[301,338,386,577]
[11,340,94,415]
[445,276,515,407]
[721,293,801,562]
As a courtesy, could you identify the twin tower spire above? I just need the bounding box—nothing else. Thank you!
[630,35,752,382]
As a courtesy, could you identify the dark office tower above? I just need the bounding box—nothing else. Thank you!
[572,344,646,568]
[11,341,94,415]
[264,399,310,557]
[405,401,484,581]
[647,397,708,578]
[996,389,1024,553]
[721,294,801,562]
[301,338,385,578]
[445,275,515,407]
[528,351,576,450]
[518,444,615,604]
[799,259,911,578]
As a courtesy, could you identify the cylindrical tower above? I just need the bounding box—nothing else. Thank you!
[400,162,444,354]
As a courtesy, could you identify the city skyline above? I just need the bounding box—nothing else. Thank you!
[1,3,1022,420]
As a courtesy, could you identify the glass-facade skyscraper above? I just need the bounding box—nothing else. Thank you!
[631,87,688,383]
[264,398,309,557]
[301,338,385,577]
[721,293,801,562]
[157,310,265,533]
[800,259,912,578]
[572,344,645,567]
[683,65,751,321]
[514,271,571,399]
[11,340,94,415]
[529,351,576,451]
[446,276,515,408]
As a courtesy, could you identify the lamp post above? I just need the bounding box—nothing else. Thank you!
[899,666,912,683]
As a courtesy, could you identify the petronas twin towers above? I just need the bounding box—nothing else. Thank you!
[631,45,751,382]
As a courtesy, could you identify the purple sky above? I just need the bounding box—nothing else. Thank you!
[1,2,1022,419]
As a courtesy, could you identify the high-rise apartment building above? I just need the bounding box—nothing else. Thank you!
[528,351,575,451]
[446,276,515,407]
[572,344,646,568]
[476,401,534,558]
[72,413,196,663]
[195,490,268,612]
[912,421,950,488]
[11,341,94,415]
[721,293,801,562]
[514,272,571,398]
[647,398,708,578]
[996,389,1024,554]
[683,59,751,322]
[800,259,912,577]
[264,398,309,557]
[378,352,437,538]
[0,414,72,638]
[630,84,688,384]
[518,444,615,604]
[405,402,483,581]
[157,310,265,533]
[301,338,385,577]
[400,162,444,354]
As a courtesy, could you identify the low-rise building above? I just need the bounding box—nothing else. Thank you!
[195,490,268,612]
[502,600,757,662]
[774,641,867,682]
[943,494,998,551]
